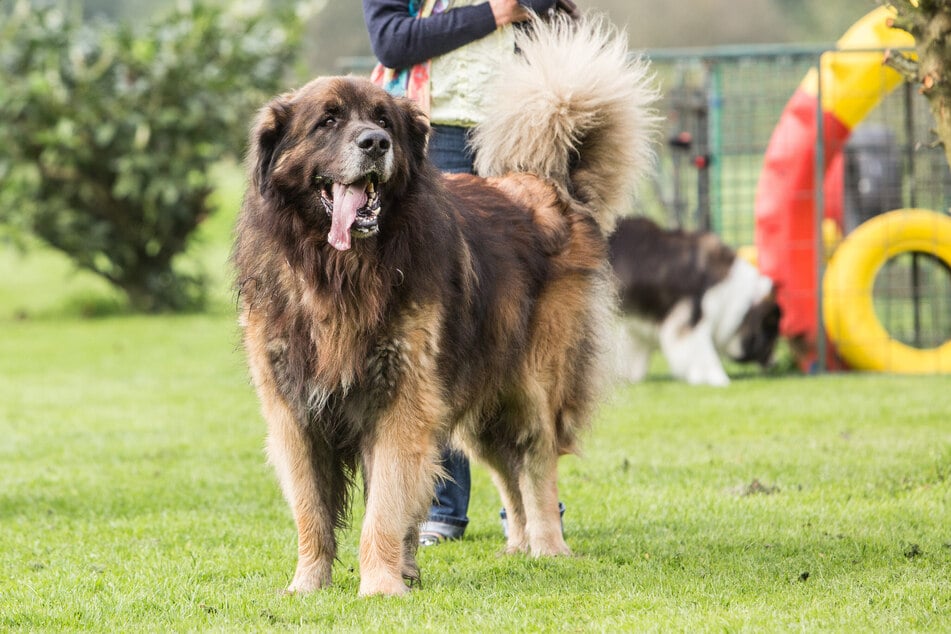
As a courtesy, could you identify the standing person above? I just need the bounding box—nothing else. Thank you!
[362,0,566,546]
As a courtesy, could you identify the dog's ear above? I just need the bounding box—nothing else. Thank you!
[397,97,430,169]
[250,93,294,197]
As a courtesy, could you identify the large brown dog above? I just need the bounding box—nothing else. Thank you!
[234,17,657,596]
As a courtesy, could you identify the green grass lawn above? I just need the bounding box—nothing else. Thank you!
[1,164,950,631]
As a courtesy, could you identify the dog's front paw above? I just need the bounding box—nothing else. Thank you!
[529,538,572,557]
[401,561,421,589]
[285,564,332,595]
[685,364,730,387]
[359,572,412,597]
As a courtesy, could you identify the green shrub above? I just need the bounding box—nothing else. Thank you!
[0,1,300,311]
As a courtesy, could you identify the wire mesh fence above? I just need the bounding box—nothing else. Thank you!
[638,45,825,246]
[641,46,951,238]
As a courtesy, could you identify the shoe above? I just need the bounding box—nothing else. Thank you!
[418,520,465,546]
[418,531,448,546]
[500,502,565,539]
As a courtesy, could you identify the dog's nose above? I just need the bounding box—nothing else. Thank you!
[356,129,391,159]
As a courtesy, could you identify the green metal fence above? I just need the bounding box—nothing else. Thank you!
[644,45,950,240]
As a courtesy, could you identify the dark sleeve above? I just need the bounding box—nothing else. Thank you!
[362,0,558,69]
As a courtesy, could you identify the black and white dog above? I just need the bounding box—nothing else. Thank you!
[609,216,781,386]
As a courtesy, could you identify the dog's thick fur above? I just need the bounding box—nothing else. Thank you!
[609,216,781,386]
[234,16,657,596]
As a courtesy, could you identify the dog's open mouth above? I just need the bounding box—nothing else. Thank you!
[316,174,381,251]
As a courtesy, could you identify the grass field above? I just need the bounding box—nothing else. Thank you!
[1,163,950,631]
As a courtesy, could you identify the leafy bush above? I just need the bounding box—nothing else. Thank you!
[0,1,301,311]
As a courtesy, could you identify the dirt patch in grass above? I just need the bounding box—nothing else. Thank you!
[733,479,780,496]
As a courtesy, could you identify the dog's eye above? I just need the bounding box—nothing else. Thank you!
[316,115,337,130]
[377,116,390,129]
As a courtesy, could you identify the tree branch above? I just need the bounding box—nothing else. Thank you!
[886,13,917,34]
[883,48,920,82]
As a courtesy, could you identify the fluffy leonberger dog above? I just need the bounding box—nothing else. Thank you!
[233,16,657,596]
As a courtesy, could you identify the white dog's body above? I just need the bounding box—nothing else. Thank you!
[610,217,780,386]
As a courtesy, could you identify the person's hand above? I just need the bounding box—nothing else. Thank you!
[489,0,531,27]
[555,0,580,19]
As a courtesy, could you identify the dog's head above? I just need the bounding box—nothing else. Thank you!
[248,77,430,251]
[732,293,782,367]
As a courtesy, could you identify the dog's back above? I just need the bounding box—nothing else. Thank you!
[610,216,734,324]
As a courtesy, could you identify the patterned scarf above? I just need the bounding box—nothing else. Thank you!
[370,0,448,114]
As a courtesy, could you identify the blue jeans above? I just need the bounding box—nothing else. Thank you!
[429,124,475,175]
[424,124,474,537]
[425,448,471,537]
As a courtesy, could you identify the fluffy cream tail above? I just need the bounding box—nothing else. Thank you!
[471,15,660,234]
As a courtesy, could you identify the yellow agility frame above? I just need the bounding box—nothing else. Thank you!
[823,208,951,373]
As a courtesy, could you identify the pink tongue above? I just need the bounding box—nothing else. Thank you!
[328,182,367,251]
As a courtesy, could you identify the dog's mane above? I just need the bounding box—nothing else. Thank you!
[235,159,455,389]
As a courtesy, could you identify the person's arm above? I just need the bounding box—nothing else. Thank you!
[363,0,557,69]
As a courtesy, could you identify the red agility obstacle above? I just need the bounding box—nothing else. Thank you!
[753,6,913,370]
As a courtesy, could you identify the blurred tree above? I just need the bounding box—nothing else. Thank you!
[885,1,951,171]
[0,0,301,311]
[305,1,371,73]
[79,0,166,21]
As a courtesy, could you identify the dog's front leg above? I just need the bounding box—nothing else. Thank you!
[247,342,343,592]
[358,314,446,596]
[357,306,447,596]
[659,300,731,387]
[264,400,345,594]
[358,398,442,596]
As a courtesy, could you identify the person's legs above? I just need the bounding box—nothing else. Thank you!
[419,447,471,545]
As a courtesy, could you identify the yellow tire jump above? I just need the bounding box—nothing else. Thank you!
[823,208,951,373]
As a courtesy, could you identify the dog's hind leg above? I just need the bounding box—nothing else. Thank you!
[482,443,566,556]
[481,454,528,553]
[509,388,571,557]
[473,403,561,555]
[616,319,654,383]
[518,446,570,557]
[475,413,570,559]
